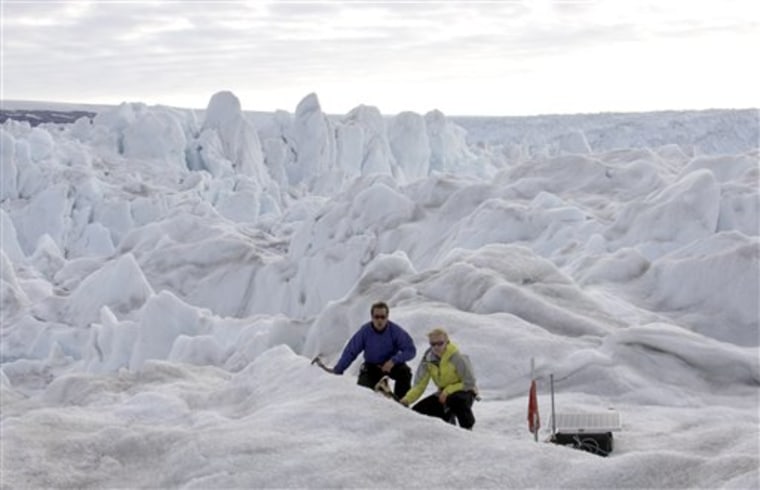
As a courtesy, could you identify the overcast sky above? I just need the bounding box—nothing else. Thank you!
[1,0,758,116]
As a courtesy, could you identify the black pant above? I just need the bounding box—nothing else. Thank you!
[357,362,412,399]
[411,390,476,429]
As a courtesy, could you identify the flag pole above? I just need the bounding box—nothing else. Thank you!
[530,358,538,442]
[550,373,556,437]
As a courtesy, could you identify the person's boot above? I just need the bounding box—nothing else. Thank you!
[443,406,457,426]
[374,376,394,398]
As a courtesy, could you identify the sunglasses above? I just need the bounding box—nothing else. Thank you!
[373,315,387,320]
[429,341,446,347]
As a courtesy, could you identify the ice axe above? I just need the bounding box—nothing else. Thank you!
[311,355,334,374]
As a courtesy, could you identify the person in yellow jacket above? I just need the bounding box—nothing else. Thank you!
[400,327,478,429]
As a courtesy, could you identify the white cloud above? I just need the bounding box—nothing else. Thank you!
[2,0,758,115]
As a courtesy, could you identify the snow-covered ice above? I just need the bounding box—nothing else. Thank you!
[1,92,758,489]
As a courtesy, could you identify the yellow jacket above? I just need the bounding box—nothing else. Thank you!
[401,341,477,405]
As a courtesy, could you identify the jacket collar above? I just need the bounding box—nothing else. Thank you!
[424,341,457,362]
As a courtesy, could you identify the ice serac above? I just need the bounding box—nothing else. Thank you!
[343,104,394,178]
[291,93,334,189]
[28,126,54,162]
[122,106,187,166]
[84,306,139,374]
[683,154,759,236]
[1,249,30,323]
[0,209,25,262]
[67,253,154,327]
[334,122,363,183]
[425,109,476,174]
[30,234,66,281]
[260,110,294,188]
[388,111,431,182]
[201,91,269,184]
[129,290,205,371]
[12,183,69,256]
[92,103,185,163]
[0,129,18,200]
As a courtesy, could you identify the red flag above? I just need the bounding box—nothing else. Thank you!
[528,379,540,434]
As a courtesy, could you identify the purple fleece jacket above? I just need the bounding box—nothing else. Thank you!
[333,321,416,375]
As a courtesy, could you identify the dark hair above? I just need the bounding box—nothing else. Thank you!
[370,301,389,316]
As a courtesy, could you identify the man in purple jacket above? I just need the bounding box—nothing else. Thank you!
[331,301,416,399]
